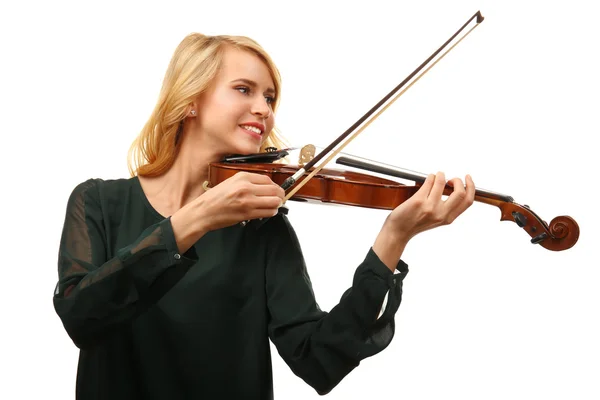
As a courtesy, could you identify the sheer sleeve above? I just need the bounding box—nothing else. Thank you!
[53,179,197,348]
[264,213,409,395]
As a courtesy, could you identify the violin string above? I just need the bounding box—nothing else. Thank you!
[284,22,482,202]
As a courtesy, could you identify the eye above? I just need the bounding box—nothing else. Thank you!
[235,86,250,94]
[265,95,276,104]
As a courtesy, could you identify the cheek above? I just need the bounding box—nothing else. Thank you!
[206,91,238,119]
[265,115,275,133]
[262,122,277,145]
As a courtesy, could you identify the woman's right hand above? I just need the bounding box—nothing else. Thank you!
[170,172,284,253]
[196,171,285,231]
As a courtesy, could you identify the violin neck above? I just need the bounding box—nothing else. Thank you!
[335,155,514,203]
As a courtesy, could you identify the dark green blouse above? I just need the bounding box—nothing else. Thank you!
[53,176,409,399]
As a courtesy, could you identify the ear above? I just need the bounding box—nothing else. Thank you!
[185,103,198,118]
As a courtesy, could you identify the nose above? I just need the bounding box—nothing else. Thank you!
[251,96,271,118]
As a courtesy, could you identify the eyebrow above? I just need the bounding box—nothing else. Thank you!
[231,78,276,95]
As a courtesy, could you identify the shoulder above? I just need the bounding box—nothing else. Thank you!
[67,176,138,206]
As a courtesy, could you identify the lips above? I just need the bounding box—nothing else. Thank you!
[239,122,265,135]
[239,125,262,140]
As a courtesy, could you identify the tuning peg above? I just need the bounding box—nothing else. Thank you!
[512,211,527,227]
[531,232,549,244]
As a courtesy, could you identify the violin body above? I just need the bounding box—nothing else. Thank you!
[208,162,420,209]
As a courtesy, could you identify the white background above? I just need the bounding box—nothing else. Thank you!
[1,0,598,399]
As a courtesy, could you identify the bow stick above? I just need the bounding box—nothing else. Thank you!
[281,10,485,201]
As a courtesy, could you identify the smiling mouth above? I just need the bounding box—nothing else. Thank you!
[239,125,263,139]
[240,124,263,135]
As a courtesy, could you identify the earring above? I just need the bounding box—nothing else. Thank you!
[190,110,196,116]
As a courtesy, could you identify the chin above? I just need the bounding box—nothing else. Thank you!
[228,142,262,156]
[226,129,265,155]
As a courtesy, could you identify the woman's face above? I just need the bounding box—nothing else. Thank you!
[192,47,276,157]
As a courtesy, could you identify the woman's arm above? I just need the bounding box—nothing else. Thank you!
[53,179,198,349]
[266,172,474,395]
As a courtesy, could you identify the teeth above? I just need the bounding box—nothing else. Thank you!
[241,125,262,134]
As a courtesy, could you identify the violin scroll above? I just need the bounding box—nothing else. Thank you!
[499,203,579,251]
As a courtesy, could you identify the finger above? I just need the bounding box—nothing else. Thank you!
[245,173,285,199]
[445,175,475,221]
[428,171,446,199]
[415,173,436,198]
[250,194,283,209]
[446,177,464,191]
[247,205,281,220]
[245,172,278,186]
[443,177,466,211]
[247,196,284,220]
[249,182,285,199]
[465,174,476,200]
[458,174,475,203]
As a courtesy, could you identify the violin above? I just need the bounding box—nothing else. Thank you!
[206,11,580,252]
[208,150,579,252]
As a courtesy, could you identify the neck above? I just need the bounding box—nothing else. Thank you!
[139,125,226,212]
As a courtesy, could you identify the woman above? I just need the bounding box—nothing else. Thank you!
[53,33,475,399]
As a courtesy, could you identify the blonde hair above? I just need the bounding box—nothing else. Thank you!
[127,33,288,177]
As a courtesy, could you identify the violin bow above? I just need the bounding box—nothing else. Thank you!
[280,10,485,201]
